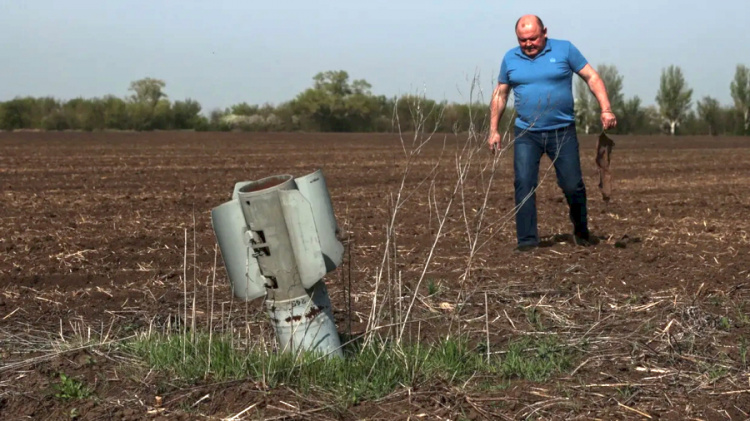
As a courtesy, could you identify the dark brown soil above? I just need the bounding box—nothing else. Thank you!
[1,131,750,419]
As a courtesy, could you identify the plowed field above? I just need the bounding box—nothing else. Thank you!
[1,131,749,419]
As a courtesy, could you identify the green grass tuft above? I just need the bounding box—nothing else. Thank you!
[124,332,578,402]
[53,373,92,401]
[499,336,575,382]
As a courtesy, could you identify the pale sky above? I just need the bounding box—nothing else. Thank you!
[1,1,748,112]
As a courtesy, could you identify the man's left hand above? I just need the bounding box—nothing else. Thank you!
[601,111,617,131]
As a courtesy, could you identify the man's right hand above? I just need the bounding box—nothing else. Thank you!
[488,132,501,153]
[600,111,617,131]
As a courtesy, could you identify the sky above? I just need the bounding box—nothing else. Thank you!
[2,0,749,112]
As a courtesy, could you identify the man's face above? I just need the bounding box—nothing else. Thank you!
[516,25,547,58]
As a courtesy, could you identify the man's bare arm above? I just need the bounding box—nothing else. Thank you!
[488,82,511,151]
[577,64,617,130]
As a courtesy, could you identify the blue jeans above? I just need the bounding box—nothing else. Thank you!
[513,124,588,246]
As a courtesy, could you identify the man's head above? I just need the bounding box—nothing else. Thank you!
[515,15,547,58]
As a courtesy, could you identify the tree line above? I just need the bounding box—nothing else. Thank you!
[0,72,494,134]
[1,65,749,135]
[0,78,206,132]
[576,64,750,136]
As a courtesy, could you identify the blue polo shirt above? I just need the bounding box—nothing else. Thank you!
[498,38,588,131]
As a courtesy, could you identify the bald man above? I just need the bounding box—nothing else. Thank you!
[488,15,616,251]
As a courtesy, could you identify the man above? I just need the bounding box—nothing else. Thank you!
[487,15,616,251]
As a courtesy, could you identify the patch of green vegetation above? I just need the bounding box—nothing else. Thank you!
[125,333,579,402]
[734,305,750,327]
[477,378,511,392]
[53,373,92,401]
[708,295,725,307]
[616,384,638,401]
[740,338,748,369]
[525,307,545,331]
[427,279,441,296]
[706,364,728,382]
[499,336,575,382]
[640,320,654,335]
[626,294,639,305]
[698,358,729,383]
[719,316,731,331]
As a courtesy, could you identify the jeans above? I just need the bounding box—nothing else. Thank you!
[513,124,588,246]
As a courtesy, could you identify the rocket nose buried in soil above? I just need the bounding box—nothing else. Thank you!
[211,169,344,357]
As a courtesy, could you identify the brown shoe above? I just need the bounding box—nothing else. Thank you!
[514,244,537,253]
[574,234,600,247]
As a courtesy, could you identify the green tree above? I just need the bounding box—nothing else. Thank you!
[574,78,597,134]
[208,108,230,131]
[642,105,663,134]
[291,70,380,131]
[0,97,36,130]
[696,96,722,135]
[446,102,490,133]
[129,78,167,108]
[272,102,298,131]
[127,102,152,130]
[679,110,701,135]
[730,64,750,133]
[721,105,743,134]
[62,98,107,131]
[36,97,62,128]
[314,70,352,96]
[229,102,258,116]
[42,105,68,130]
[344,82,388,132]
[618,96,646,134]
[292,71,350,131]
[574,66,622,134]
[596,64,624,114]
[656,65,693,135]
[151,99,173,130]
[172,99,203,129]
[128,78,168,130]
[88,98,108,130]
[0,97,60,129]
[102,95,130,129]
[61,98,84,130]
[392,94,443,133]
